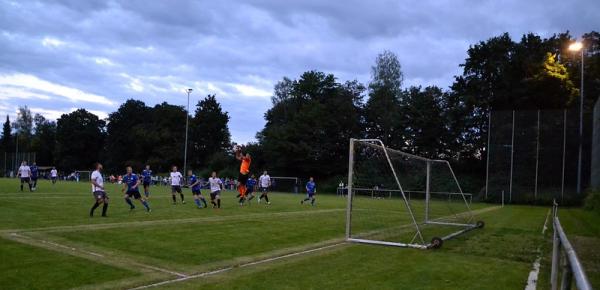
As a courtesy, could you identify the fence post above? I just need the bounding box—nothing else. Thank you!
[534,110,540,200]
[509,110,515,203]
[560,253,573,290]
[551,201,559,290]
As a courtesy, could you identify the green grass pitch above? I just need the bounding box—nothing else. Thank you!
[0,178,598,289]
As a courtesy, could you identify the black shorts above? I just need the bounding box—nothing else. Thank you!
[31,176,38,181]
[238,173,249,184]
[210,191,220,199]
[126,190,142,199]
[20,177,30,183]
[246,187,254,194]
[192,188,202,195]
[93,190,107,199]
[171,185,182,193]
[143,181,151,187]
[261,187,269,193]
[51,177,57,180]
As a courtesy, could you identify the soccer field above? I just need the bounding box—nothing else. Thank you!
[1,179,598,290]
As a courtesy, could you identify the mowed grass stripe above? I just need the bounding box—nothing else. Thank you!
[2,208,345,233]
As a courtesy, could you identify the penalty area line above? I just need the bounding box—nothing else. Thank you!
[128,243,345,290]
[7,232,187,278]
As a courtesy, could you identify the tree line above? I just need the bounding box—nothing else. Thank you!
[1,31,598,193]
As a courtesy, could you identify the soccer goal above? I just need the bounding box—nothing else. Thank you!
[345,139,483,249]
[270,177,300,193]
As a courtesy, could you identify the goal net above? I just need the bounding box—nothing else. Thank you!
[346,139,483,249]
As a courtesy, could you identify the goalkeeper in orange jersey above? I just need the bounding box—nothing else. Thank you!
[235,145,252,206]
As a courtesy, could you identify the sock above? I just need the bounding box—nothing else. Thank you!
[141,200,150,211]
[217,199,221,208]
[102,203,108,216]
[265,195,269,203]
[28,183,32,191]
[239,197,245,204]
[311,198,315,205]
[248,195,254,201]
[125,198,135,209]
[258,194,263,201]
[211,200,217,207]
[303,197,310,201]
[172,194,177,203]
[180,193,185,202]
[236,193,241,198]
[90,201,100,216]
[201,198,207,207]
[20,184,23,191]
[145,190,150,197]
[195,199,201,207]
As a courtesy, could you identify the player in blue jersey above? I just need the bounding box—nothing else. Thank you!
[187,170,208,209]
[142,165,152,197]
[301,177,317,206]
[30,162,39,191]
[121,166,151,212]
[245,174,257,204]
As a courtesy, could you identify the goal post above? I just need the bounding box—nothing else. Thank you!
[345,138,483,249]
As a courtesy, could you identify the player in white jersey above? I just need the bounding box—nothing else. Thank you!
[170,166,185,204]
[208,171,223,208]
[17,161,32,192]
[90,163,109,217]
[50,167,58,185]
[258,171,271,204]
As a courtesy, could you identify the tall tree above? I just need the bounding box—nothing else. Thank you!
[364,50,404,148]
[145,102,187,172]
[0,115,12,153]
[189,95,231,169]
[13,106,33,152]
[259,71,364,177]
[104,99,151,172]
[55,109,105,171]
[31,114,57,166]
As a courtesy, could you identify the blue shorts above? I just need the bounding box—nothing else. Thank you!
[192,188,202,195]
[143,181,151,187]
[307,192,315,197]
[126,190,142,199]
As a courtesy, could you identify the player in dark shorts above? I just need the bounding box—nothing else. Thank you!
[90,163,108,217]
[30,162,39,191]
[245,174,257,204]
[301,177,317,206]
[208,171,223,208]
[170,166,185,204]
[188,170,207,209]
[122,166,151,212]
[142,165,152,197]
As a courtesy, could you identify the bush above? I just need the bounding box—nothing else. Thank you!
[584,189,600,211]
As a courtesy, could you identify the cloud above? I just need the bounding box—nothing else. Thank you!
[41,36,66,48]
[29,107,108,120]
[0,73,116,105]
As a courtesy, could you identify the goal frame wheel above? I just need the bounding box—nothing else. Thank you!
[429,237,443,249]
[476,220,485,229]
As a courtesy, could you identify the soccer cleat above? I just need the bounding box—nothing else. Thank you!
[267,202,271,205]
[300,200,304,204]
[182,201,186,204]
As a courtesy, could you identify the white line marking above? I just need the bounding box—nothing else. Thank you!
[128,243,345,290]
[525,209,551,290]
[8,232,189,277]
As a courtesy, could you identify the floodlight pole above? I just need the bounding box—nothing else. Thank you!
[183,88,192,179]
[561,109,567,202]
[345,138,355,240]
[534,110,540,200]
[576,48,584,194]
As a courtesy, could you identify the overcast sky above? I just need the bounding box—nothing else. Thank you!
[1,0,598,143]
